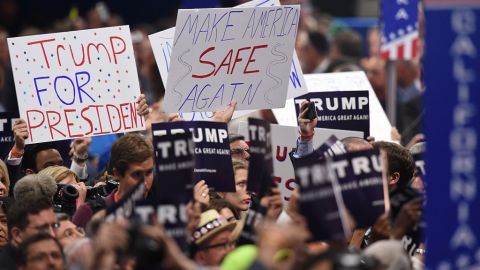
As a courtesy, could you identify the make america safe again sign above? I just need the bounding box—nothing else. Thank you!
[165,5,300,113]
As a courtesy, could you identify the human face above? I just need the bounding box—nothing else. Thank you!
[230,140,250,161]
[23,209,57,240]
[21,239,65,270]
[116,158,154,199]
[197,230,235,266]
[223,169,251,211]
[0,207,8,248]
[35,149,63,173]
[363,58,386,102]
[0,169,7,196]
[219,208,236,222]
[55,220,85,248]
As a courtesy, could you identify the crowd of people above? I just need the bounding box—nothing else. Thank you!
[0,1,427,270]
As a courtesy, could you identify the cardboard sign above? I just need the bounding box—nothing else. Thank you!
[152,130,195,198]
[273,72,392,141]
[8,26,144,144]
[294,91,370,137]
[331,148,386,228]
[0,112,20,159]
[146,131,195,251]
[149,0,307,121]
[163,5,300,113]
[246,118,273,195]
[152,121,235,192]
[315,135,347,158]
[294,157,349,241]
[149,0,307,116]
[238,121,363,204]
[269,124,362,203]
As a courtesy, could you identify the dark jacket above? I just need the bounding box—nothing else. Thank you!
[0,244,17,270]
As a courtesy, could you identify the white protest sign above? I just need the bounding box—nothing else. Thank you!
[164,5,300,113]
[272,72,392,141]
[238,122,363,204]
[8,26,144,144]
[272,98,297,126]
[149,27,175,87]
[149,0,307,108]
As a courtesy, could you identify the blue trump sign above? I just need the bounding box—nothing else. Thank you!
[424,1,480,269]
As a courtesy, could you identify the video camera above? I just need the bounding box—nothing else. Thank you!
[53,184,79,216]
[86,179,119,199]
[53,179,119,216]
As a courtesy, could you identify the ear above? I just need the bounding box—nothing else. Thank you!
[112,167,121,178]
[11,227,23,246]
[389,172,400,186]
[194,251,207,265]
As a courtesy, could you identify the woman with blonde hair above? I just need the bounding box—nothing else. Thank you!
[216,159,251,213]
[38,165,79,184]
[0,160,9,197]
[39,165,86,205]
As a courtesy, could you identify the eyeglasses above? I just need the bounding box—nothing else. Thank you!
[231,148,250,157]
[200,241,236,251]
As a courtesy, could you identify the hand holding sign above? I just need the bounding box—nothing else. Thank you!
[193,180,210,206]
[212,101,237,123]
[13,119,28,154]
[167,113,186,123]
[136,94,150,118]
[69,137,91,163]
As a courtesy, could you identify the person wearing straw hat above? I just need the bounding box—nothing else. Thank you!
[191,209,237,267]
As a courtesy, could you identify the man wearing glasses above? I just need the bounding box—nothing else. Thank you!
[0,198,57,270]
[191,210,237,267]
[55,214,85,248]
[229,134,250,161]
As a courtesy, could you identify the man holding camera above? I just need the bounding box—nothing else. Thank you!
[72,133,154,228]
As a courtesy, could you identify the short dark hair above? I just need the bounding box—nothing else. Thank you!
[7,198,53,239]
[22,142,57,172]
[308,31,329,55]
[373,141,415,188]
[229,133,245,144]
[17,233,64,266]
[332,29,363,59]
[110,134,153,176]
